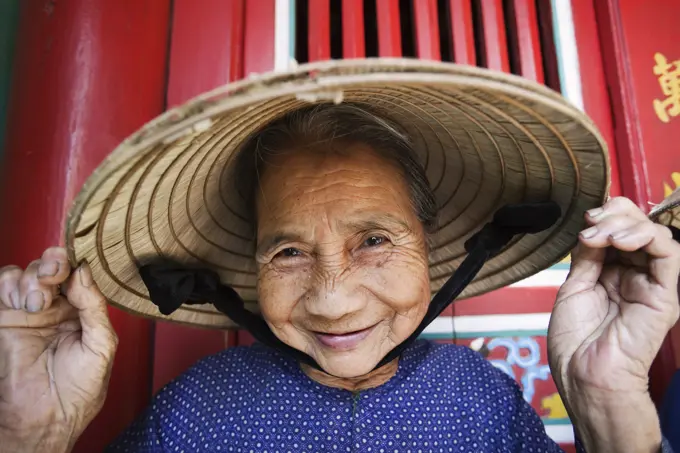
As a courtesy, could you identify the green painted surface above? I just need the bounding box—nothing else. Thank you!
[0,0,20,156]
[542,418,572,426]
[420,329,549,340]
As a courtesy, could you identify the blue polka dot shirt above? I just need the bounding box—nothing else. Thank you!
[103,340,642,452]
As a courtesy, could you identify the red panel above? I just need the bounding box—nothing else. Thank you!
[570,0,621,196]
[535,0,560,92]
[413,0,441,60]
[478,0,510,72]
[450,287,560,316]
[449,0,476,65]
[595,0,680,405]
[0,1,170,451]
[244,0,275,74]
[153,0,247,394]
[309,0,331,61]
[506,0,543,83]
[594,0,650,207]
[166,0,244,107]
[377,0,402,57]
[343,0,365,58]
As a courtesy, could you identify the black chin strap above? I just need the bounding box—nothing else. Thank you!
[139,201,561,372]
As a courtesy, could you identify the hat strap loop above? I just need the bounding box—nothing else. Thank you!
[139,201,561,373]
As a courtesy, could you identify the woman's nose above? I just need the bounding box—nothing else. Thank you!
[304,270,368,321]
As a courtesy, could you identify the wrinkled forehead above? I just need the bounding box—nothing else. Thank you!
[255,146,414,219]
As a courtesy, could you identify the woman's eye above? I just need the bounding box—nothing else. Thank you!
[363,236,386,247]
[275,247,302,259]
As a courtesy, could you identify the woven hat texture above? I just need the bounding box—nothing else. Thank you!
[65,59,610,328]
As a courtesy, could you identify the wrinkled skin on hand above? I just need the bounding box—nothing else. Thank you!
[549,197,680,449]
[0,247,118,452]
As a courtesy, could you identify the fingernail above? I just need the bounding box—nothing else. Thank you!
[587,207,604,218]
[10,289,20,310]
[26,291,45,312]
[580,226,598,239]
[79,262,93,288]
[38,261,59,277]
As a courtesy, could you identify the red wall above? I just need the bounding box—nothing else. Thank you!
[0,1,170,451]
[2,1,677,450]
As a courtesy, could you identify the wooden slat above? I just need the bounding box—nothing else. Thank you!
[507,0,543,82]
[244,0,276,74]
[413,0,441,60]
[569,0,620,197]
[376,0,402,56]
[167,0,244,107]
[444,287,560,316]
[449,0,476,65]
[309,0,331,61]
[478,0,510,72]
[342,0,366,58]
[536,0,560,91]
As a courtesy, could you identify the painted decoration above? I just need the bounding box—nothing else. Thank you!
[419,313,574,447]
[653,52,680,123]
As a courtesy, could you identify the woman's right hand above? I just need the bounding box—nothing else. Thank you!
[0,247,118,453]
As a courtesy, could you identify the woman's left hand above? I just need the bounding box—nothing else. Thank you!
[549,197,680,451]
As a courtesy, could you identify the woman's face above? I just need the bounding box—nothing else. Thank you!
[255,143,431,378]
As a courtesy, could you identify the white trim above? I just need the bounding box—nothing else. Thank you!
[510,269,569,287]
[551,0,584,110]
[422,313,552,335]
[274,0,294,71]
[545,423,575,444]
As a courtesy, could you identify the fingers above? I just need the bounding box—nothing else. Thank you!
[18,261,53,312]
[0,247,72,313]
[38,247,71,285]
[575,197,680,293]
[562,243,607,293]
[0,266,22,309]
[585,196,648,226]
[611,222,680,288]
[568,197,680,293]
[579,214,644,248]
[0,296,78,328]
[63,263,118,359]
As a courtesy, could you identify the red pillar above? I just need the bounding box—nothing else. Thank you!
[0,1,170,451]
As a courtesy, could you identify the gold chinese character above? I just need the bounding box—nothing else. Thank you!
[663,171,680,197]
[653,52,680,123]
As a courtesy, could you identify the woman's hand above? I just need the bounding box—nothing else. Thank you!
[549,197,680,452]
[0,247,118,453]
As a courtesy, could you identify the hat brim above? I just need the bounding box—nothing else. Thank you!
[65,58,610,328]
[650,188,680,234]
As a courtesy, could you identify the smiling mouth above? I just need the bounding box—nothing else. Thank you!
[313,324,377,351]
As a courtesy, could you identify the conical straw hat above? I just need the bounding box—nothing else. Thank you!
[650,188,680,234]
[65,58,610,328]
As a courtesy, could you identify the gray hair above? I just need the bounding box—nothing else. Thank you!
[233,103,438,235]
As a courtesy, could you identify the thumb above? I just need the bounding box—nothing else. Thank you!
[560,242,606,298]
[63,263,118,360]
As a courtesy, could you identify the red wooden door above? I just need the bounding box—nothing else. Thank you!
[1,2,171,452]
[594,0,680,404]
[5,1,669,451]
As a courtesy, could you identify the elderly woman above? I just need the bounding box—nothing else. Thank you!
[0,61,678,453]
